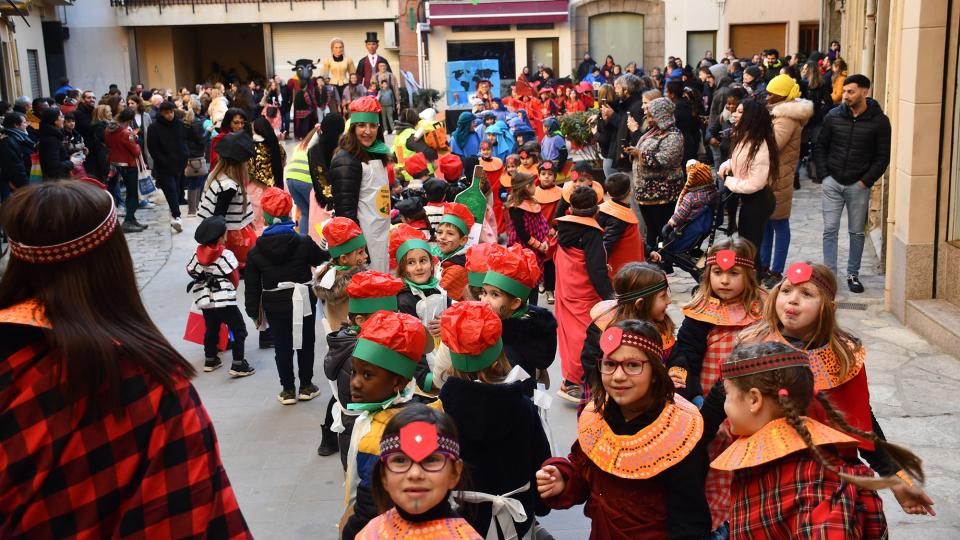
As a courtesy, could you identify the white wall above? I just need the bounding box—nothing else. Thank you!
[664,0,721,64]
[14,15,49,98]
[60,0,132,94]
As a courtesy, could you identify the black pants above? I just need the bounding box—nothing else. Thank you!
[638,202,675,251]
[736,186,776,267]
[543,260,556,292]
[155,171,182,219]
[202,305,247,362]
[266,310,316,389]
[117,166,139,223]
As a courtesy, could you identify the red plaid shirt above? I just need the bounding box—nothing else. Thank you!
[729,452,887,540]
[0,338,251,539]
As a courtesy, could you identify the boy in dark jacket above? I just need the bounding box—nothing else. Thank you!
[245,187,330,405]
[147,101,188,232]
[0,112,34,200]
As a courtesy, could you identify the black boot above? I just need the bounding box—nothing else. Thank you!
[258,328,274,349]
[317,426,339,456]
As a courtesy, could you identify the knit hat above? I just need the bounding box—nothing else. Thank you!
[404,152,430,179]
[647,97,676,130]
[195,215,227,245]
[483,244,541,299]
[466,243,504,287]
[766,74,801,101]
[354,311,425,378]
[395,197,425,218]
[440,301,503,372]
[389,223,432,267]
[216,131,256,163]
[261,187,293,224]
[322,216,367,258]
[347,271,404,314]
[685,160,713,187]
[438,153,463,182]
[439,202,475,236]
[349,95,381,125]
[744,65,762,81]
[423,177,448,203]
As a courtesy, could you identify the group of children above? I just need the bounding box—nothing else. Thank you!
[182,136,934,538]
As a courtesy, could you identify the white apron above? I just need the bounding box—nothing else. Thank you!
[358,159,391,272]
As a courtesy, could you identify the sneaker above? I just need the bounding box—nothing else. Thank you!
[317,427,339,456]
[139,199,157,209]
[545,291,555,305]
[122,221,145,233]
[170,217,183,233]
[204,357,223,372]
[556,381,583,404]
[847,276,865,294]
[228,359,255,377]
[298,383,322,401]
[762,272,783,289]
[278,387,297,405]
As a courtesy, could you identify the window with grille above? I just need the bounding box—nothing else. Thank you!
[27,49,41,100]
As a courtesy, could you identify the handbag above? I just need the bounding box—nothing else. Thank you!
[184,156,209,177]
[137,155,156,196]
[29,153,42,184]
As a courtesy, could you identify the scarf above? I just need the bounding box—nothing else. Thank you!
[452,112,476,150]
[403,276,440,291]
[364,139,391,155]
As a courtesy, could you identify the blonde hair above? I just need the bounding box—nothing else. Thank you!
[204,159,250,216]
[685,237,763,313]
[330,37,345,51]
[93,104,113,123]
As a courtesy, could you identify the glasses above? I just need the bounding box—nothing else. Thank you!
[382,452,453,474]
[599,357,649,376]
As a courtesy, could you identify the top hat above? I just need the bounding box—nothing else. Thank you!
[365,32,379,44]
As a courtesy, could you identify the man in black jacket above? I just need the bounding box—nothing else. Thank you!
[74,91,100,179]
[147,101,188,232]
[0,112,34,200]
[601,73,645,172]
[815,74,891,293]
[666,80,702,166]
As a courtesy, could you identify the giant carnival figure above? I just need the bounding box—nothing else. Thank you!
[288,59,322,139]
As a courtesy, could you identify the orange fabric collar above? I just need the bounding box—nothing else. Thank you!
[598,200,638,224]
[0,299,51,329]
[765,333,866,391]
[534,186,562,204]
[516,200,541,213]
[711,417,857,471]
[562,180,604,203]
[578,396,703,479]
[479,157,503,173]
[682,295,764,327]
[556,215,603,231]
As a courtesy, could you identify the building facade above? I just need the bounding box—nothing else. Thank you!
[0,0,70,101]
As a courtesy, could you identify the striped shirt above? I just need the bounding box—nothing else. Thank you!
[197,176,254,229]
[186,250,239,309]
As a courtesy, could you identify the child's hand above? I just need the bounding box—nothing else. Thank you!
[649,251,662,263]
[536,465,565,498]
[426,317,442,339]
[669,372,686,388]
[891,483,936,516]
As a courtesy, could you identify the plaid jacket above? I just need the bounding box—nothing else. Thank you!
[729,452,887,540]
[0,331,251,539]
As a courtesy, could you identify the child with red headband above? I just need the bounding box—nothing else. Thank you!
[534,160,562,304]
[504,172,551,304]
[554,161,604,220]
[537,319,711,538]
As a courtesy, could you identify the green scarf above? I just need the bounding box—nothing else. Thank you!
[364,139,391,156]
[510,304,530,319]
[404,276,440,292]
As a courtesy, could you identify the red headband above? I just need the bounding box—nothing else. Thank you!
[379,421,460,462]
[785,262,836,299]
[706,249,754,270]
[9,197,118,264]
[721,350,810,379]
[600,327,663,361]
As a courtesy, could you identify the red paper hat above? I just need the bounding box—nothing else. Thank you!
[404,152,429,178]
[466,243,504,286]
[785,262,837,299]
[389,223,432,268]
[439,202,475,236]
[261,187,293,222]
[346,271,404,314]
[706,249,754,270]
[349,95,382,114]
[600,326,664,360]
[438,153,463,181]
[355,310,425,378]
[538,87,553,95]
[483,244,541,299]
[323,217,366,258]
[441,301,503,372]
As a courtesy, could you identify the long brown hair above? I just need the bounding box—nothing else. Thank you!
[505,172,536,208]
[205,158,250,215]
[338,122,388,164]
[0,182,195,413]
[449,352,512,384]
[730,100,779,184]
[726,342,923,488]
[591,319,674,415]
[686,237,763,312]
[596,262,675,337]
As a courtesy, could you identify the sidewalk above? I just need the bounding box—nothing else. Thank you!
[123,200,174,289]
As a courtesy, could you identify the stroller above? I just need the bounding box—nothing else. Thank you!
[655,179,735,283]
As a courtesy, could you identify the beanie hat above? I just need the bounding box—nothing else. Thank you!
[404,152,430,179]
[766,74,801,101]
[322,216,367,258]
[686,160,714,187]
[261,187,293,224]
[423,177,448,203]
[195,215,227,245]
[217,131,256,163]
[440,301,503,372]
[483,244,541,299]
[355,311,425,378]
[439,202,475,236]
[744,66,762,81]
[395,197,425,218]
[349,96,381,125]
[438,153,463,182]
[389,223,432,268]
[466,242,505,287]
[347,271,404,314]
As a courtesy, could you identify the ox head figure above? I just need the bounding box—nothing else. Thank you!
[288,58,319,81]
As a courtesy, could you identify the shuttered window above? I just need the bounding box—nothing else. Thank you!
[27,49,41,99]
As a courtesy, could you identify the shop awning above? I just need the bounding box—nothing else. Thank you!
[426,0,569,27]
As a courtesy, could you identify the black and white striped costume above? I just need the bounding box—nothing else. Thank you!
[186,249,239,309]
[197,176,254,229]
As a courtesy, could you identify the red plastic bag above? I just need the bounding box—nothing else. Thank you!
[183,309,230,351]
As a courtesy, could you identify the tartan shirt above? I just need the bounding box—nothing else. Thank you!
[0,323,251,539]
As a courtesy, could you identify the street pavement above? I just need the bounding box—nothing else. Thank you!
[134,176,960,539]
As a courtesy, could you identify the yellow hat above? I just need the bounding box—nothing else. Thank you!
[766,74,801,102]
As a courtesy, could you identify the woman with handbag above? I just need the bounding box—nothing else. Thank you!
[247,117,286,234]
[105,107,146,233]
[184,98,209,217]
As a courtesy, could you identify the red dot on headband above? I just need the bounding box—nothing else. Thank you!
[600,327,624,356]
[399,421,439,462]
[714,249,737,271]
[787,262,813,285]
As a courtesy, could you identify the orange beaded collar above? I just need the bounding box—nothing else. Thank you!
[711,416,857,471]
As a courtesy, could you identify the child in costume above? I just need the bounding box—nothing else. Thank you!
[478,141,507,235]
[657,160,718,251]
[391,223,444,322]
[554,187,614,404]
[357,405,481,540]
[318,271,404,466]
[464,242,504,301]
[197,131,258,268]
[597,172,645,278]
[314,217,369,334]
[536,320,711,539]
[534,160,562,304]
[395,197,433,239]
[516,142,539,178]
[505,172,551,304]
[244,187,329,405]
[438,302,552,539]
[711,341,926,538]
[555,161,605,219]
[433,202,474,301]
[423,177,448,236]
[186,215,254,377]
[341,311,438,540]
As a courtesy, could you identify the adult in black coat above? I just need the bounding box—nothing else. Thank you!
[147,101,189,223]
[37,107,74,181]
[576,52,597,81]
[603,73,646,172]
[0,112,34,198]
[666,80,702,166]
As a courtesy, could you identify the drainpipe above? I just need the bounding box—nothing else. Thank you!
[864,0,877,82]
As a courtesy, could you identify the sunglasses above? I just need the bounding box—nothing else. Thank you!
[599,357,649,376]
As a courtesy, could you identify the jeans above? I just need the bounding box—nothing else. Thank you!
[202,305,247,362]
[287,179,313,234]
[266,310,316,390]
[736,186,776,267]
[760,218,791,273]
[602,158,615,179]
[117,166,139,223]
[822,175,870,277]
[155,171,182,219]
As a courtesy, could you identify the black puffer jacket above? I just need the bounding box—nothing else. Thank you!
[37,123,72,180]
[0,128,34,189]
[814,98,891,187]
[146,116,188,176]
[185,117,208,159]
[244,223,330,317]
[326,148,364,223]
[608,92,646,172]
[502,304,557,374]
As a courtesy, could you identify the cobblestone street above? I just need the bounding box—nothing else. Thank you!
[130,177,960,539]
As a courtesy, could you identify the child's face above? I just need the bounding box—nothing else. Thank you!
[338,246,369,268]
[65,119,76,131]
[601,344,654,414]
[380,81,388,90]
[486,133,497,145]
[381,448,462,515]
[350,358,405,404]
[402,249,434,284]
[481,285,522,318]
[726,98,739,114]
[480,146,492,159]
[538,170,556,188]
[723,379,767,436]
[709,265,748,302]
[485,116,496,126]
[521,155,535,167]
[573,175,593,190]
[775,281,823,340]
[435,223,467,255]
[648,288,672,323]
[506,162,518,175]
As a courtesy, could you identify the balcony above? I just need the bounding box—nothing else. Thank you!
[108,0,397,25]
